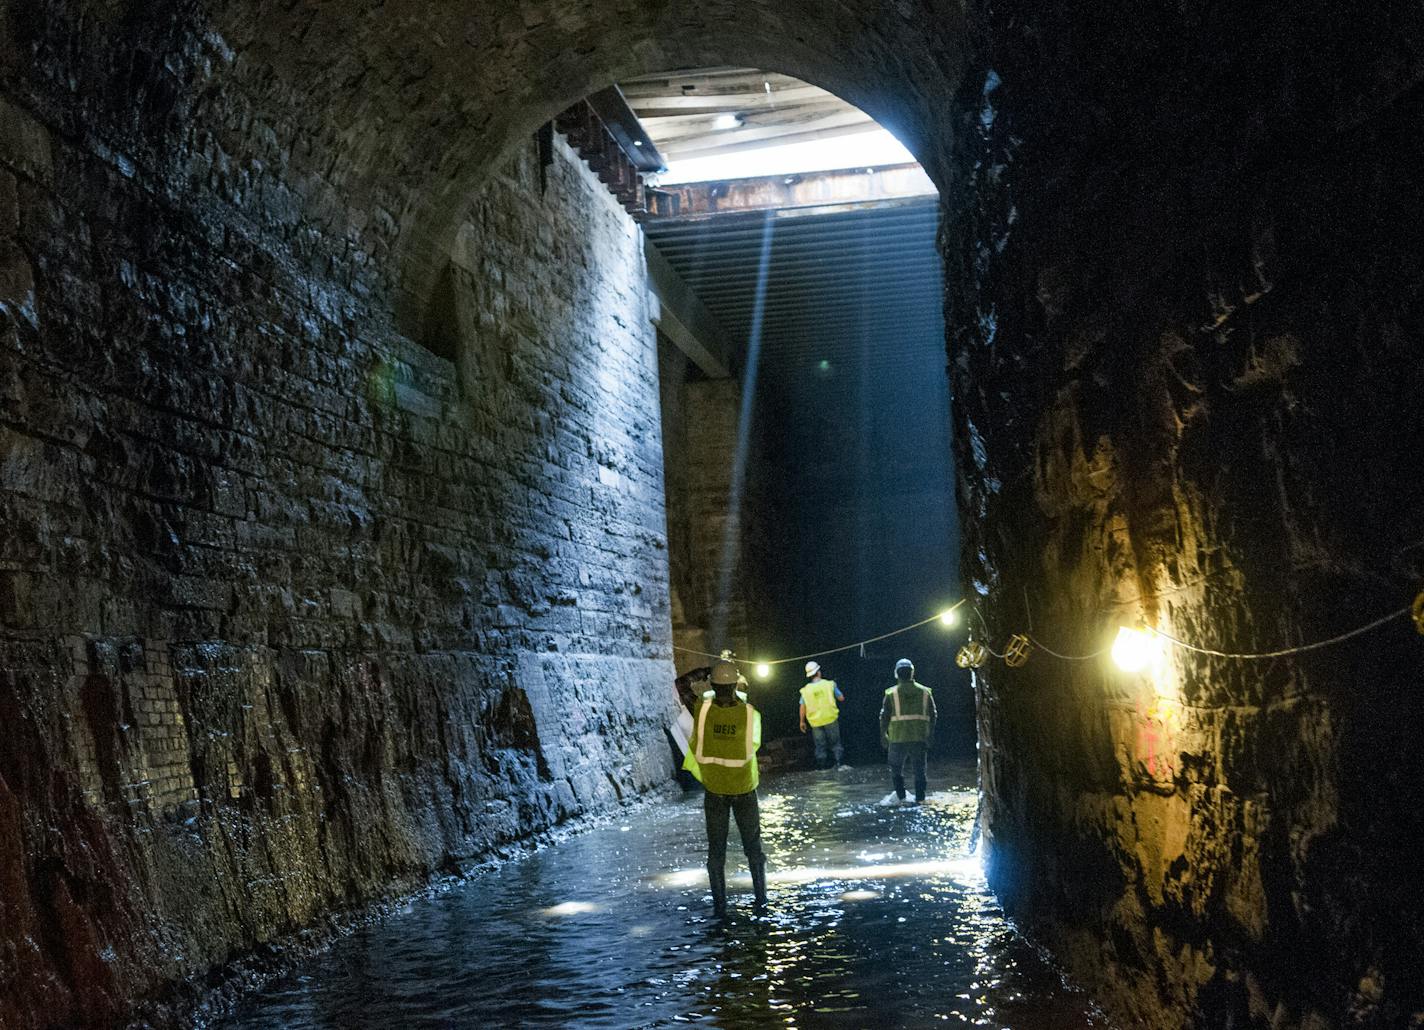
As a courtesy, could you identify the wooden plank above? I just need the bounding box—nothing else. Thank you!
[638,100,852,140]
[620,67,804,96]
[655,110,875,156]
[659,118,883,160]
[626,84,834,114]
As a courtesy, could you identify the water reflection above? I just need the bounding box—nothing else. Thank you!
[222,765,1111,1028]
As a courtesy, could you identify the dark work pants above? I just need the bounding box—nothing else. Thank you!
[704,788,766,879]
[887,741,928,801]
[810,720,843,768]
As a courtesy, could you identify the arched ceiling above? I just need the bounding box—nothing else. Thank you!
[195,0,971,327]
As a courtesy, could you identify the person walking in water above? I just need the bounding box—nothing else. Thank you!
[684,658,768,916]
[880,657,936,803]
[799,661,847,769]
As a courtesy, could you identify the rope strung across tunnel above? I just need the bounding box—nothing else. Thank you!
[673,591,1424,676]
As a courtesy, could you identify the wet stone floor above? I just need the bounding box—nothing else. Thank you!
[222,763,1111,1028]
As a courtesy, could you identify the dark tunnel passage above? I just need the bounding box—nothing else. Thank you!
[2,2,1424,1028]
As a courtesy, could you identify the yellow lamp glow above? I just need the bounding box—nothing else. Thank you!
[938,608,959,627]
[1112,625,1160,672]
[754,662,772,680]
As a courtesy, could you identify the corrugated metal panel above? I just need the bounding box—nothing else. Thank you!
[644,197,944,378]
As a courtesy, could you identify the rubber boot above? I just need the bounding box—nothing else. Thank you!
[751,859,768,912]
[708,866,727,918]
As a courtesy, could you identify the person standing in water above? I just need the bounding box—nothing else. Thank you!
[799,661,847,769]
[879,657,936,802]
[684,658,767,915]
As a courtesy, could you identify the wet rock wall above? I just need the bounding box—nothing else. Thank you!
[948,4,1424,1028]
[0,48,674,1030]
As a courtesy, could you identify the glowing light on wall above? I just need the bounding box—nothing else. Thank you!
[1112,625,1163,672]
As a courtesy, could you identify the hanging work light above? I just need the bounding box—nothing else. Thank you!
[1003,635,1031,668]
[956,641,987,669]
[939,608,959,627]
[754,662,772,680]
[1112,625,1162,672]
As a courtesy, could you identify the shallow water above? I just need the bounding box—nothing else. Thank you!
[222,764,1111,1028]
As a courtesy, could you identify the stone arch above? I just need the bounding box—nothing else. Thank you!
[199,0,970,336]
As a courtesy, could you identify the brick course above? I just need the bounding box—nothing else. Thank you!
[1,72,675,1026]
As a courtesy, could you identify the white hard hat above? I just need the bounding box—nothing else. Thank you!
[805,661,821,678]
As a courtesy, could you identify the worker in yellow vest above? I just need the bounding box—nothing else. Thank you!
[683,659,767,916]
[799,661,847,769]
[879,657,937,802]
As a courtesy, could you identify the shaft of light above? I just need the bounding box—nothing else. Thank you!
[709,214,775,646]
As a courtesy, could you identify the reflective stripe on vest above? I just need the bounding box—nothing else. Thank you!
[890,686,930,721]
[694,701,755,768]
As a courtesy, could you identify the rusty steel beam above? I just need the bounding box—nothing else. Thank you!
[646,164,936,220]
[552,97,655,218]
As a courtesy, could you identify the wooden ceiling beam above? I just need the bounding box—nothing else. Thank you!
[627,84,834,114]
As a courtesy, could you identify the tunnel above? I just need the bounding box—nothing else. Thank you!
[2,2,1423,1028]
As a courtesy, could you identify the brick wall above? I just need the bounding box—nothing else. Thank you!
[1,79,676,1027]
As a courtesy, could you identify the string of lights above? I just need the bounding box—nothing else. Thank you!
[671,601,966,678]
[674,590,1424,678]
[766,600,965,667]
[672,644,733,662]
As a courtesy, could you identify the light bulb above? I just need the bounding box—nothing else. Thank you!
[754,662,772,680]
[1112,625,1160,672]
[938,608,959,627]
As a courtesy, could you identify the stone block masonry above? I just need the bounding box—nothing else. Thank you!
[0,65,675,1030]
[5,1,1423,1028]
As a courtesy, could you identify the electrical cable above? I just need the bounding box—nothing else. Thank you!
[979,638,1010,660]
[968,606,1009,659]
[1027,636,1110,662]
[672,600,967,668]
[676,595,1417,671]
[1152,604,1412,660]
[765,611,946,666]
[671,645,726,661]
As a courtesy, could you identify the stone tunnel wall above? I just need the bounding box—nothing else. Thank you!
[5,0,1424,1027]
[0,51,675,1030]
[947,4,1424,1029]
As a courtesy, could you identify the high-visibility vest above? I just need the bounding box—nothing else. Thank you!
[885,683,932,743]
[683,698,761,795]
[799,679,840,727]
